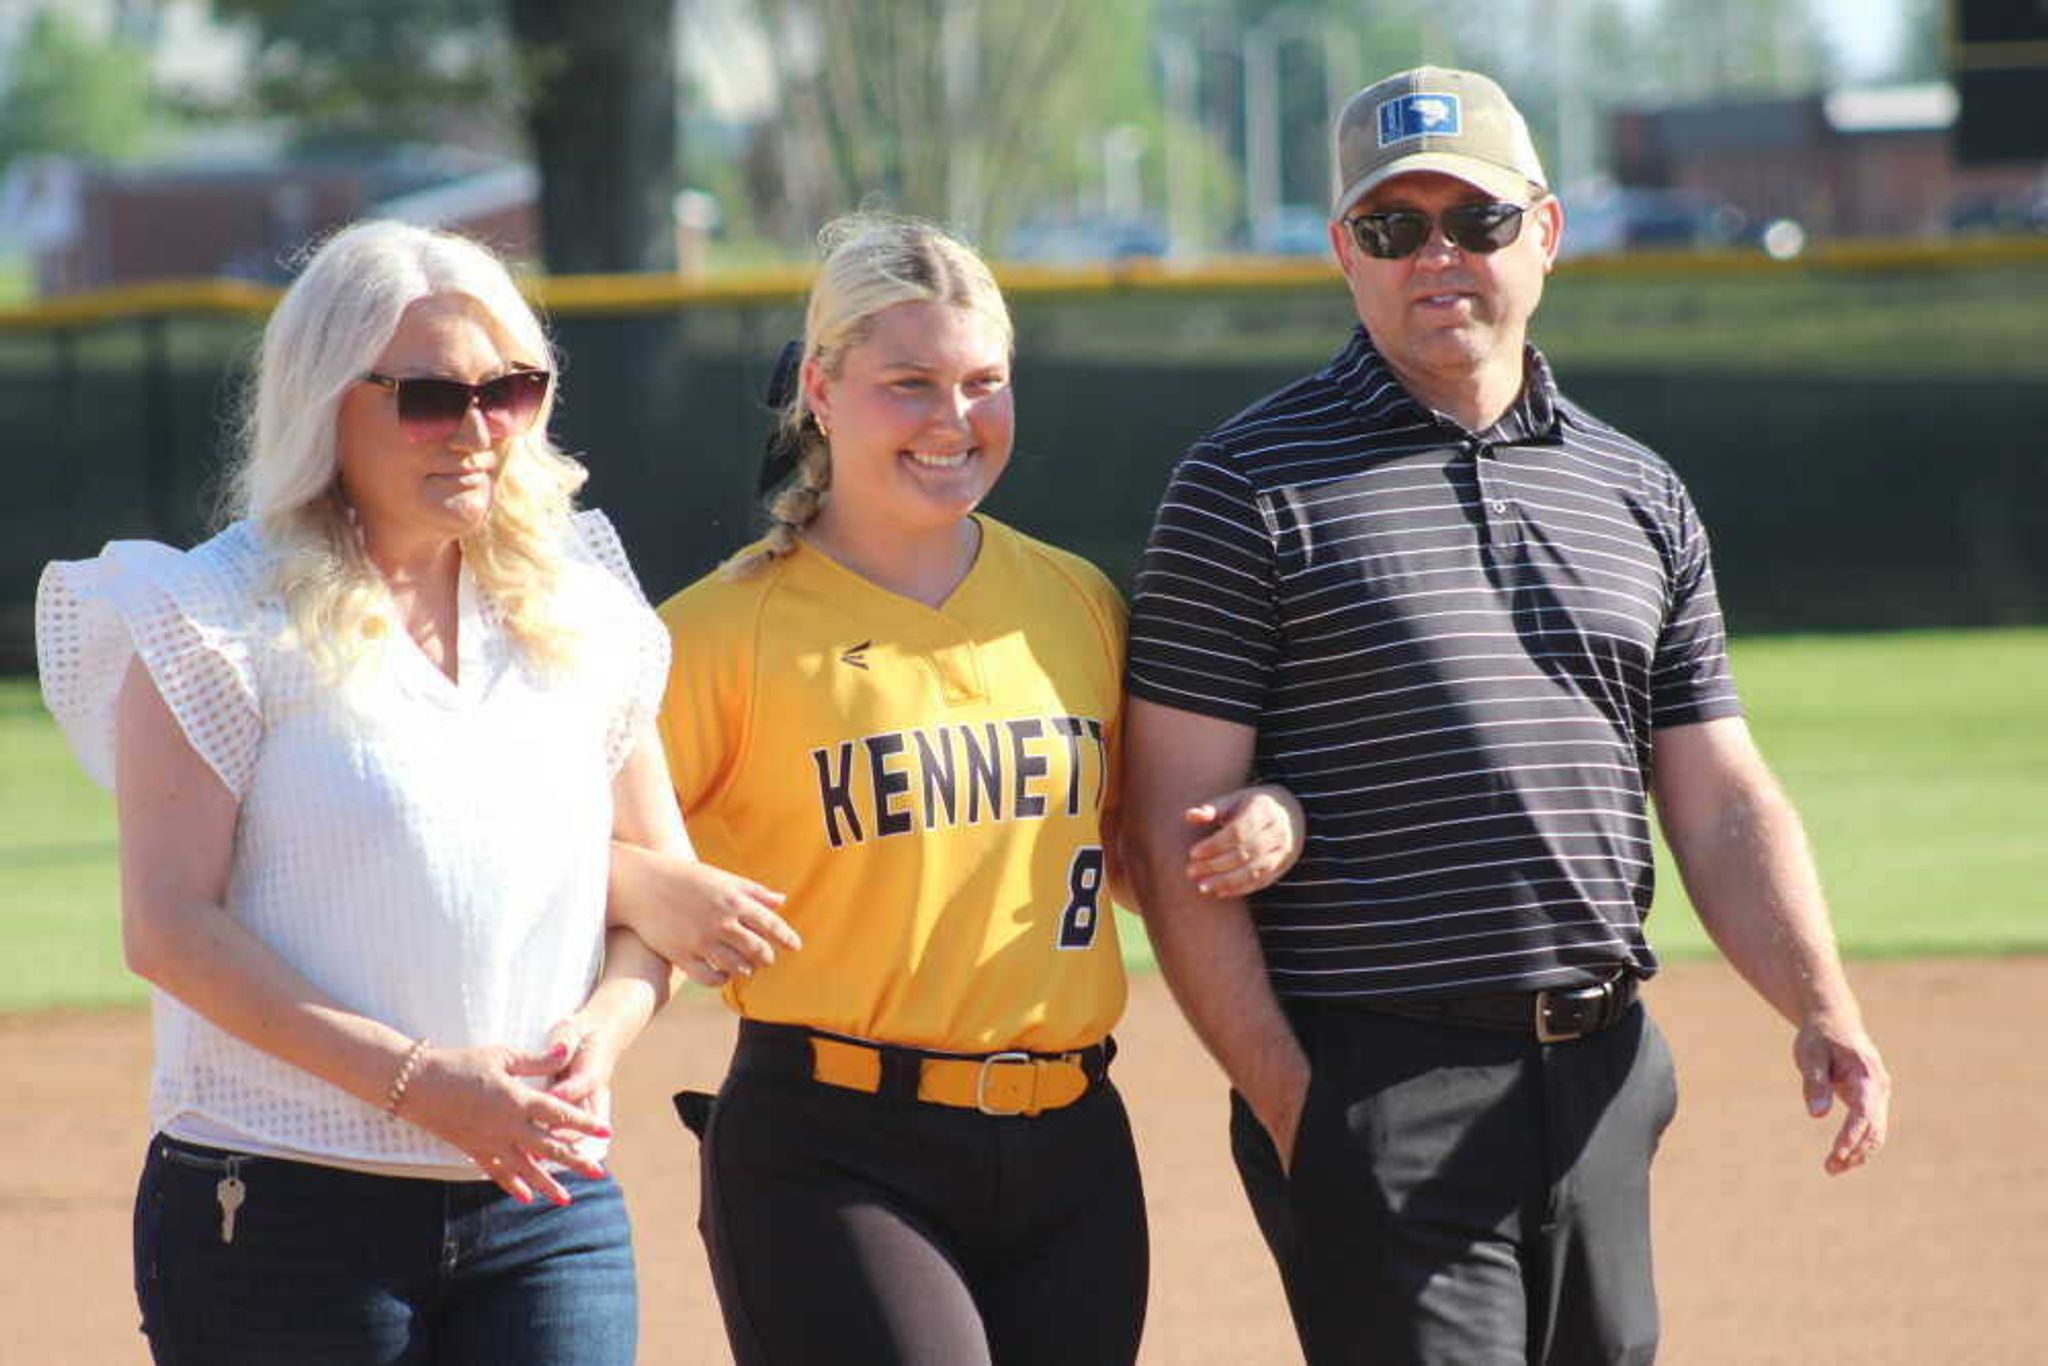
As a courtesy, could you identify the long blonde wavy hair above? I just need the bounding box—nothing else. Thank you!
[723,212,1013,579]
[229,220,587,677]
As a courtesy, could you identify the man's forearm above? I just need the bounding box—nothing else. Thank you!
[1118,698,1310,1150]
[1126,832,1308,1144]
[1654,717,1889,1172]
[1667,766,1861,1029]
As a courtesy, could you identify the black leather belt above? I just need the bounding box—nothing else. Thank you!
[1350,973,1639,1043]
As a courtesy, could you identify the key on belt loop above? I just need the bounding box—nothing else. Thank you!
[975,1051,1037,1115]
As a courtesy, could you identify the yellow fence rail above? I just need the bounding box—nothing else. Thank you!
[0,235,2043,330]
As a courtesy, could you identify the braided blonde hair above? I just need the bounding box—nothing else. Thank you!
[722,212,1012,578]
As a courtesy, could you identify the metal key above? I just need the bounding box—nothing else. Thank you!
[216,1163,246,1245]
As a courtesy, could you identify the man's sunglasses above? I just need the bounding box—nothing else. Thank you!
[360,368,552,444]
[1343,200,1533,260]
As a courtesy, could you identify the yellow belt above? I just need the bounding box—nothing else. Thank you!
[807,1035,1097,1117]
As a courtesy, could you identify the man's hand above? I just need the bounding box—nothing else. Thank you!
[1794,1014,1891,1174]
[1248,1052,1314,1174]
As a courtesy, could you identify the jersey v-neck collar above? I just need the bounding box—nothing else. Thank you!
[792,514,999,625]
[788,517,1006,706]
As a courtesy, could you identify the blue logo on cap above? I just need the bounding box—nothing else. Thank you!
[1378,92,1461,146]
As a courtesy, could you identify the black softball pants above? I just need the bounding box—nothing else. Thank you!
[683,1041,1149,1366]
[1233,999,1679,1366]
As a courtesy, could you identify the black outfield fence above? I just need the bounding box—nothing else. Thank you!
[5,246,2045,671]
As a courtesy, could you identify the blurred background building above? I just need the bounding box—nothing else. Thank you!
[0,0,2038,290]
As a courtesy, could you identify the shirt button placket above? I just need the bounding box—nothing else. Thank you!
[1468,440,1508,520]
[1473,441,1520,552]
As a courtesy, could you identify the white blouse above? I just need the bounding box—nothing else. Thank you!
[35,511,668,1176]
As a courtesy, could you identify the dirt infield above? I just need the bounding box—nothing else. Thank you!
[6,958,2043,1364]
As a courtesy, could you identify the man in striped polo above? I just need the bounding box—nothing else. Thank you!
[1121,66,1891,1364]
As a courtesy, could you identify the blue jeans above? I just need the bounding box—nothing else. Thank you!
[133,1134,636,1365]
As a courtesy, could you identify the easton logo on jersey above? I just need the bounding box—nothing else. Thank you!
[840,640,871,669]
[810,714,1109,848]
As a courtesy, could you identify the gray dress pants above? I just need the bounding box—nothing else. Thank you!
[1232,999,1680,1366]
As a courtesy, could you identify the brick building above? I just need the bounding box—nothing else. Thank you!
[17,146,539,296]
[1610,83,2043,240]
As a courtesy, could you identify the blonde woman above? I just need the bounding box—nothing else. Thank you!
[612,214,1302,1365]
[35,220,733,1364]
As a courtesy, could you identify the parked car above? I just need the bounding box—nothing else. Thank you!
[1558,185,1781,257]
[1247,204,1331,258]
[1947,189,2048,236]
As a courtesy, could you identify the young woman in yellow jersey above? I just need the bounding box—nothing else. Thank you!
[617,214,1301,1365]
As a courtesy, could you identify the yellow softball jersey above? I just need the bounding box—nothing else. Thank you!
[657,516,1128,1053]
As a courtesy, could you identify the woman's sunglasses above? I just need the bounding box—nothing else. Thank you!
[360,368,552,444]
[1343,200,1533,260]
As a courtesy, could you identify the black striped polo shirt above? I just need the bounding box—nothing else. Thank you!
[1126,326,1743,999]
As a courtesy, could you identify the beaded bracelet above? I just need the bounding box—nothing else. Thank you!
[384,1037,429,1118]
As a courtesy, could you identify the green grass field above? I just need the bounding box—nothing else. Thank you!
[4,627,2045,1012]
[0,676,128,1010]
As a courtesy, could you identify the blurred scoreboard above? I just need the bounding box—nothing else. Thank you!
[1952,0,2048,162]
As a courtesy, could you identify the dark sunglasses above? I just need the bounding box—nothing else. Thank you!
[360,368,552,444]
[1343,200,1533,260]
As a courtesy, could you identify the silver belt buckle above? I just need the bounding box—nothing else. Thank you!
[1534,980,1609,1044]
[975,1051,1034,1115]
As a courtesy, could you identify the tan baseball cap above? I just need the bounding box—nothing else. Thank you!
[1330,66,1548,219]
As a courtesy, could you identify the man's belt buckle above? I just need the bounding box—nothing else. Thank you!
[1534,981,1611,1044]
[974,1051,1038,1115]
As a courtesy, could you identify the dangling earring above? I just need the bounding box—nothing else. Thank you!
[814,415,831,439]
